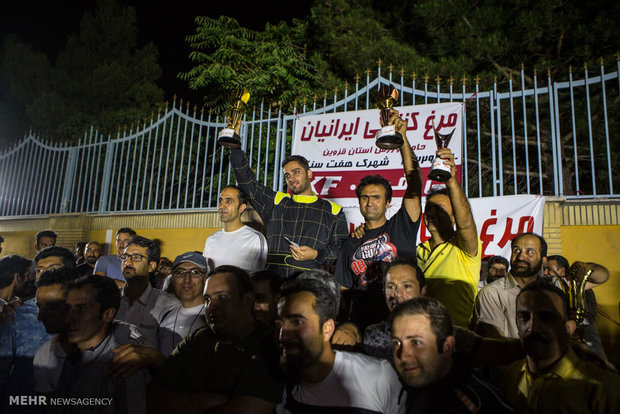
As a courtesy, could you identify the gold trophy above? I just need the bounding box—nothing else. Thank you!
[553,264,591,326]
[218,88,250,148]
[374,84,404,149]
[427,127,455,182]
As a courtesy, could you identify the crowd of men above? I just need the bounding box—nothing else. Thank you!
[0,110,618,413]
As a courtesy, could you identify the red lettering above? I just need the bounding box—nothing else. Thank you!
[480,209,497,258]
[498,216,535,248]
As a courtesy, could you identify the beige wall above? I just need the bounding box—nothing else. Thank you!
[1,198,618,360]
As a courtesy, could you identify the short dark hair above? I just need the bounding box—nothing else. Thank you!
[208,265,254,298]
[250,269,282,294]
[36,230,57,244]
[517,280,569,318]
[488,255,509,268]
[67,275,121,316]
[425,187,449,203]
[297,269,341,311]
[356,175,392,202]
[36,267,81,288]
[512,232,548,258]
[35,247,76,269]
[281,155,310,171]
[221,184,249,206]
[0,235,4,243]
[280,277,339,325]
[390,297,453,352]
[126,236,160,264]
[0,255,32,289]
[384,256,426,288]
[116,228,136,237]
[547,255,569,272]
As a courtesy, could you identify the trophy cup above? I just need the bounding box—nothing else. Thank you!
[374,84,404,149]
[553,265,591,326]
[218,88,250,148]
[427,127,455,182]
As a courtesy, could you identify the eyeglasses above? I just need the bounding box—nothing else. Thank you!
[172,268,205,279]
[120,254,148,263]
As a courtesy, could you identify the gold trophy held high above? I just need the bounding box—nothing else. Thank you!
[374,84,404,149]
[218,88,250,148]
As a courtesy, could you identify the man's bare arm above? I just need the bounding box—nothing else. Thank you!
[443,148,478,256]
[391,110,422,223]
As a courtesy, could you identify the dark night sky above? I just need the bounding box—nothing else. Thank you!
[0,0,313,102]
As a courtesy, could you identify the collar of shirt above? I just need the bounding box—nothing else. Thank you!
[121,281,154,307]
[291,193,318,203]
[518,347,577,397]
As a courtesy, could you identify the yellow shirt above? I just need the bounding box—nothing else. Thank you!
[500,348,620,413]
[416,237,481,327]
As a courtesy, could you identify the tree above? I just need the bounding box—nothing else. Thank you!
[0,0,164,144]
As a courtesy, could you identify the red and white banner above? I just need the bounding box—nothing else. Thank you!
[292,104,545,261]
[293,102,464,207]
[339,195,545,260]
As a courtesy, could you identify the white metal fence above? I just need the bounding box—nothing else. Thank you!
[1,63,618,217]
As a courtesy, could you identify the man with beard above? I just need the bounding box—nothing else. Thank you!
[497,283,620,413]
[334,109,422,330]
[416,149,480,328]
[391,297,514,413]
[83,241,102,275]
[114,236,178,348]
[228,123,348,279]
[475,232,548,339]
[147,265,283,414]
[203,185,267,272]
[275,277,405,414]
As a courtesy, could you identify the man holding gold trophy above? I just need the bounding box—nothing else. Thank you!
[219,89,349,280]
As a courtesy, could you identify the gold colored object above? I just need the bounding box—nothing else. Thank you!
[218,88,250,148]
[374,84,403,149]
[553,268,591,325]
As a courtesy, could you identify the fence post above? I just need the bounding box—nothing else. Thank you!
[60,146,79,213]
[98,139,115,213]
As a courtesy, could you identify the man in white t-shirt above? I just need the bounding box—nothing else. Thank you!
[203,185,267,272]
[275,277,406,414]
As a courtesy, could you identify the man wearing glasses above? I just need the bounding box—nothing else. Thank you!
[114,236,179,349]
[157,252,208,355]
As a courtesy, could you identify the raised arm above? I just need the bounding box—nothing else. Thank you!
[441,148,478,256]
[392,110,422,223]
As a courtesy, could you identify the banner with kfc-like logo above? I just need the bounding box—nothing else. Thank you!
[292,104,545,261]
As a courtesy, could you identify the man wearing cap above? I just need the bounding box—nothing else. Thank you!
[156,252,208,355]
[108,252,209,378]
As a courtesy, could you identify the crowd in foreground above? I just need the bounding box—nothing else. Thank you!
[0,110,618,413]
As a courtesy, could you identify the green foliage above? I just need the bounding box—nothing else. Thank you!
[0,0,164,143]
[180,16,317,113]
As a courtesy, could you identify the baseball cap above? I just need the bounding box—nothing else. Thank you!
[172,252,207,270]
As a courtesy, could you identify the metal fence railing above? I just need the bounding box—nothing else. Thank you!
[1,62,618,217]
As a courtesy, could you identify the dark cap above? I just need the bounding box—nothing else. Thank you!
[172,252,207,270]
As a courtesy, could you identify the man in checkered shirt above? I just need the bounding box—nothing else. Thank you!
[229,134,348,279]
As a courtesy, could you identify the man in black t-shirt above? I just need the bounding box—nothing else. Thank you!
[334,109,422,330]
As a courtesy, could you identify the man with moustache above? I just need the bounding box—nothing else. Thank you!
[497,283,620,413]
[275,277,405,414]
[476,232,548,339]
[391,297,514,413]
[94,227,136,287]
[83,241,102,275]
[228,122,348,279]
[335,109,422,330]
[147,265,283,414]
[114,236,178,349]
[203,185,267,272]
